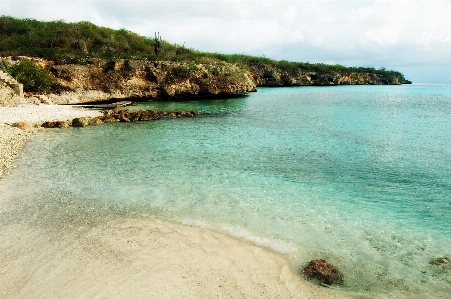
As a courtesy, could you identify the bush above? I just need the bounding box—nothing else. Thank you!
[9,59,54,93]
[172,63,198,78]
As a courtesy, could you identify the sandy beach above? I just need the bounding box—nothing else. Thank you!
[0,104,365,299]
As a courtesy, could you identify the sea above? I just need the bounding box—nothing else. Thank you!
[1,83,450,298]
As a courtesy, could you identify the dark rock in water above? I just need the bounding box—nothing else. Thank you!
[41,121,55,128]
[55,120,70,128]
[100,115,119,123]
[430,257,450,266]
[72,117,89,127]
[135,109,160,121]
[89,117,104,125]
[118,110,131,122]
[303,259,344,285]
[35,108,202,130]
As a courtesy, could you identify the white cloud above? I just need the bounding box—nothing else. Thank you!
[1,0,450,82]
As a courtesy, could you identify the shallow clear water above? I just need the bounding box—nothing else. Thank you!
[2,83,451,297]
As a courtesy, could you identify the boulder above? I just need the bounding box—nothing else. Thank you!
[54,120,71,128]
[117,110,131,122]
[13,122,28,130]
[303,259,343,285]
[89,117,104,125]
[72,117,89,127]
[41,121,56,128]
[100,115,119,123]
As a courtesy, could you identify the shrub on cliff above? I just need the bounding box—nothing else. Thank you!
[8,59,54,93]
[172,63,198,78]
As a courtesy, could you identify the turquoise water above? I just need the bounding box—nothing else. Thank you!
[2,83,451,297]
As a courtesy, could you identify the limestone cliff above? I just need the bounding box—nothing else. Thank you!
[247,63,409,86]
[47,59,256,104]
[47,59,410,105]
[0,56,411,106]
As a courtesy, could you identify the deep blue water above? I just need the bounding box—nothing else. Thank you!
[2,83,451,297]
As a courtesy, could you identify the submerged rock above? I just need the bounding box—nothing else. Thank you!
[430,257,450,266]
[303,259,344,285]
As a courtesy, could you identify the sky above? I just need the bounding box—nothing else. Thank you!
[1,0,450,83]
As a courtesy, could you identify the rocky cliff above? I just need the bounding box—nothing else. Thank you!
[1,56,411,106]
[46,58,256,104]
[45,59,411,105]
[247,63,409,86]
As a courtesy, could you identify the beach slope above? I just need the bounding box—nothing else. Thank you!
[0,104,364,299]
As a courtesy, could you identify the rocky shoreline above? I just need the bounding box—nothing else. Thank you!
[0,102,362,299]
[0,103,209,181]
[40,108,203,128]
[0,56,410,107]
[0,56,412,178]
[0,104,101,180]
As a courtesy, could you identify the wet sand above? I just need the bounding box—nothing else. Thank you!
[0,104,366,299]
[0,215,362,299]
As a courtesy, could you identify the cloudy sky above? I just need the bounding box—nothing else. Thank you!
[1,0,450,82]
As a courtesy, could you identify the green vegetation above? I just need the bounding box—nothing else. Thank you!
[209,54,403,79]
[0,16,405,82]
[1,59,55,93]
[0,16,206,63]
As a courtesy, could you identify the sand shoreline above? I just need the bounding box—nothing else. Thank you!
[0,104,364,298]
[0,104,101,180]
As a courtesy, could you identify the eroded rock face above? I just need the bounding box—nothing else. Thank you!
[47,59,257,104]
[303,259,344,285]
[2,56,409,107]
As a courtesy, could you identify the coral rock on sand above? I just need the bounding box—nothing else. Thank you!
[303,259,344,285]
[13,121,28,130]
